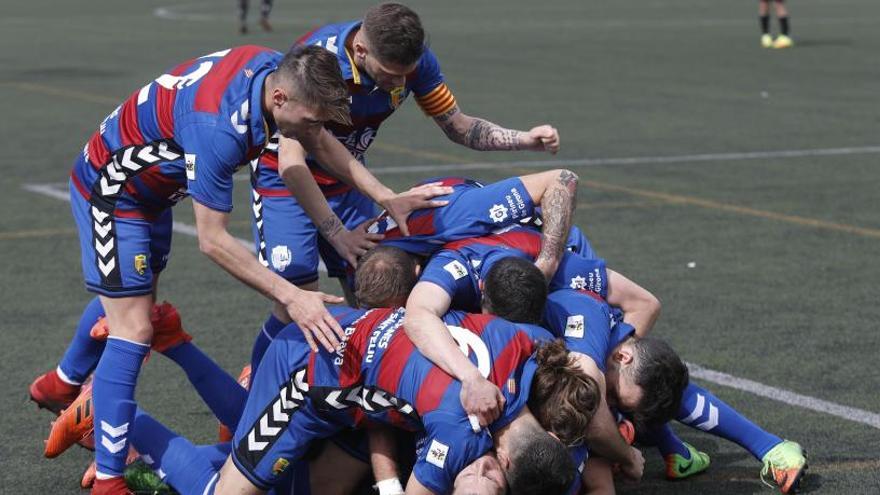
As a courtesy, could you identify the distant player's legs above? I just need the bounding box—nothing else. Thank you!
[759,0,773,46]
[771,0,793,48]
[238,0,249,33]
[259,0,273,31]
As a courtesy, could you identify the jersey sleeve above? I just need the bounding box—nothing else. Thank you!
[178,122,246,212]
[419,251,476,301]
[436,177,536,238]
[412,49,457,117]
[413,412,494,494]
[543,291,613,370]
[550,253,608,298]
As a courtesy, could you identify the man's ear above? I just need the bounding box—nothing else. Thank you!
[353,39,368,62]
[613,347,634,365]
[271,87,288,109]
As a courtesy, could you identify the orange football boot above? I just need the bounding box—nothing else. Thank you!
[90,301,192,353]
[45,382,94,458]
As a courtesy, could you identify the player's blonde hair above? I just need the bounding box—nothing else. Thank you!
[276,45,351,125]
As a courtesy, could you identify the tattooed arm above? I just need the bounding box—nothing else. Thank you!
[519,169,579,280]
[433,106,560,153]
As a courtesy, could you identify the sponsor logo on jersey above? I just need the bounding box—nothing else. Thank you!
[272,458,290,476]
[443,260,469,280]
[185,154,197,180]
[503,187,528,220]
[570,275,587,290]
[489,204,509,223]
[270,245,292,272]
[565,315,585,339]
[427,439,449,468]
[134,254,148,276]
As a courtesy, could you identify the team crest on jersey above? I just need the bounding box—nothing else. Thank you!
[489,204,509,223]
[427,439,449,468]
[389,86,407,109]
[271,245,292,272]
[272,458,290,475]
[565,315,585,339]
[134,254,148,276]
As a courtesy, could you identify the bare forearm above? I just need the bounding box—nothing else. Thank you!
[405,310,481,382]
[198,225,295,305]
[535,170,578,277]
[279,163,346,240]
[306,130,394,203]
[587,404,633,464]
[437,109,523,151]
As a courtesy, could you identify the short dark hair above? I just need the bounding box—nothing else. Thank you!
[354,246,418,308]
[529,339,600,447]
[276,45,351,125]
[362,2,425,67]
[506,427,575,495]
[482,257,547,324]
[628,337,689,431]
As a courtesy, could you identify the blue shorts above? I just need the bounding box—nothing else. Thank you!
[252,189,376,285]
[231,328,350,490]
[71,180,172,297]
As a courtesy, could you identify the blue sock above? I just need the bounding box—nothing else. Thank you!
[131,409,226,494]
[678,383,782,460]
[646,423,691,459]
[57,297,106,384]
[163,342,247,430]
[93,337,149,477]
[250,314,286,374]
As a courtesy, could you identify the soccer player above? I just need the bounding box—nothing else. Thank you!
[238,0,273,34]
[27,44,442,495]
[251,170,579,374]
[542,289,807,494]
[760,0,793,49]
[52,307,599,494]
[250,2,561,325]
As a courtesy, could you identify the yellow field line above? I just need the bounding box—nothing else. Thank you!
[9,80,878,240]
[0,221,252,241]
[1,81,118,106]
[0,227,77,240]
[582,180,880,239]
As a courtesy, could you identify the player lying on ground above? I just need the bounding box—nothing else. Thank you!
[541,289,808,494]
[249,170,578,377]
[49,307,600,495]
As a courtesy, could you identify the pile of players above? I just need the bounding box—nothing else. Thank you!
[29,3,806,494]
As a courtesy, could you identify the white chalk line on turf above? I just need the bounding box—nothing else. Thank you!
[21,180,880,431]
[687,363,880,430]
[21,183,328,272]
[366,145,880,176]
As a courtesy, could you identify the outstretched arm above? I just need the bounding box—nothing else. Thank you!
[404,281,505,426]
[519,169,579,280]
[432,106,559,154]
[192,201,344,352]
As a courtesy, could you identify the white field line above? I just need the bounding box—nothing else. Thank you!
[366,145,880,176]
[687,363,880,430]
[21,183,327,272]
[25,146,875,186]
[22,182,880,430]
